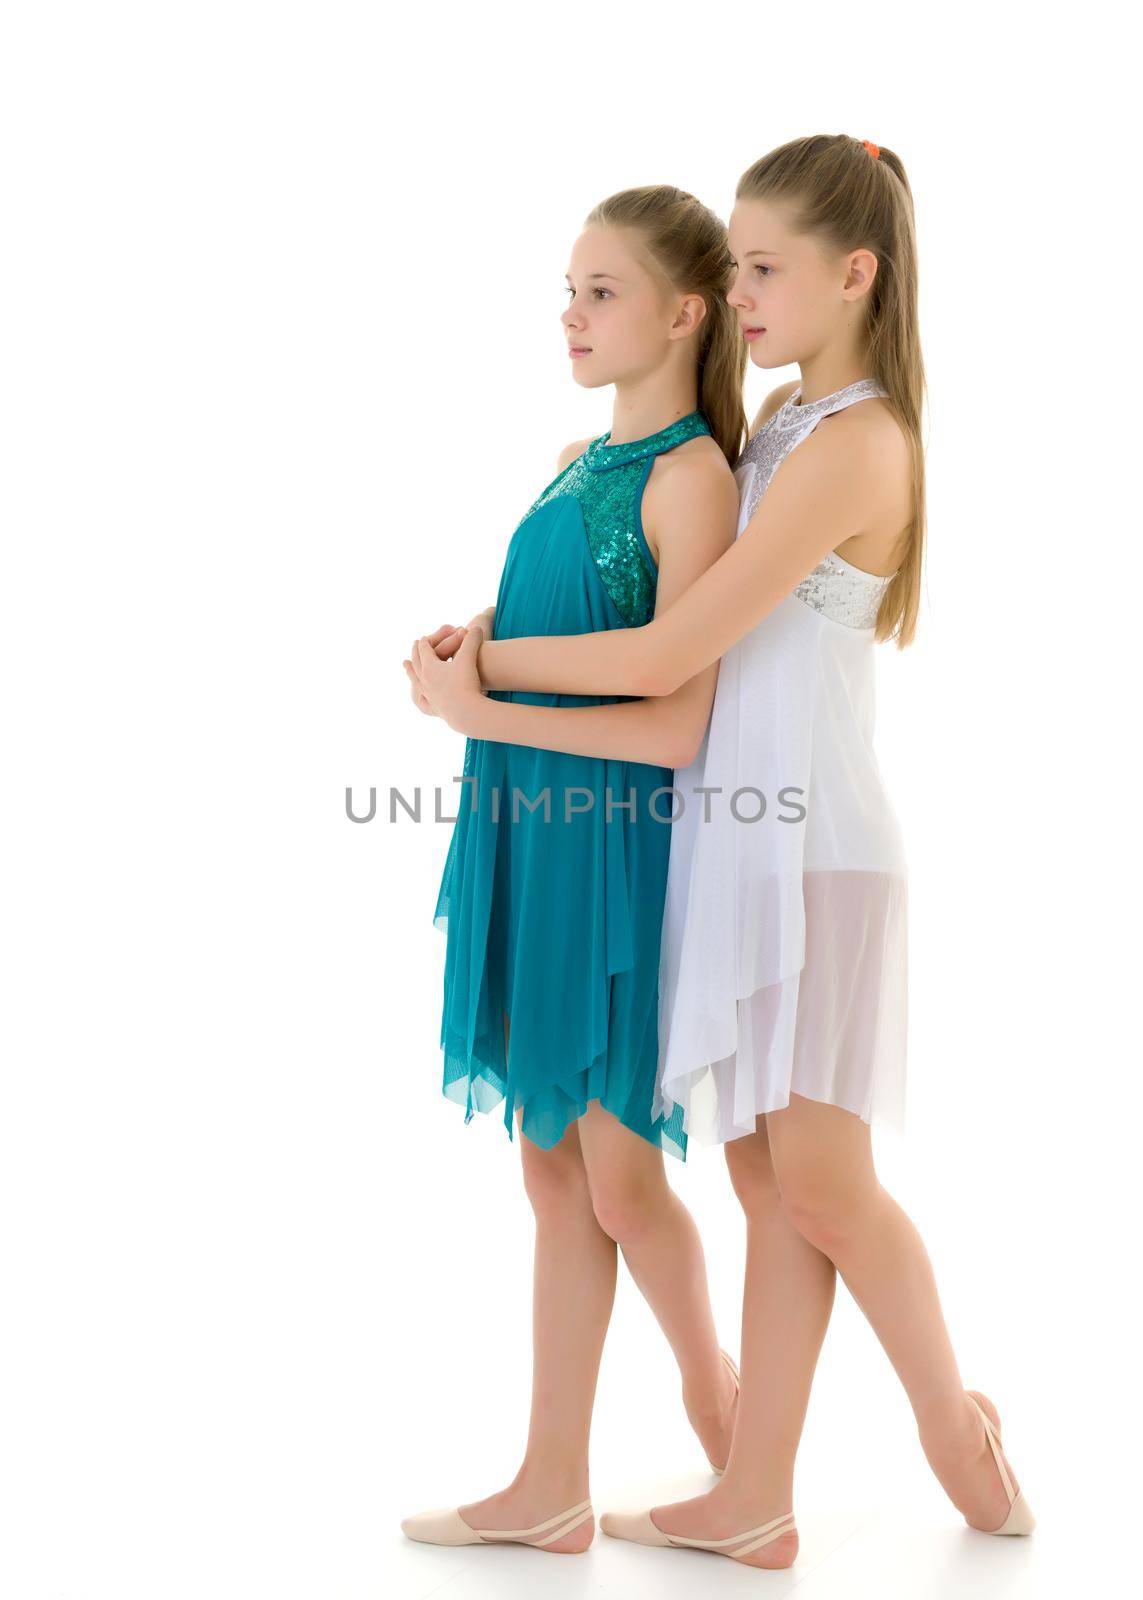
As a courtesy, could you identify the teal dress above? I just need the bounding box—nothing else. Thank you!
[433,409,712,1161]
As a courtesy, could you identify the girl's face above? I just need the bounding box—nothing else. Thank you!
[561,224,700,390]
[727,197,874,370]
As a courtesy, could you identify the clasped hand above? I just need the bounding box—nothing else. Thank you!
[403,610,490,731]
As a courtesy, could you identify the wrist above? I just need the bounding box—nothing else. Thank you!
[450,689,491,739]
[476,639,495,691]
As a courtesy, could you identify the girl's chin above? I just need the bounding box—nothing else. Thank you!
[571,368,611,390]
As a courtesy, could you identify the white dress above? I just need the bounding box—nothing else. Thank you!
[652,378,909,1144]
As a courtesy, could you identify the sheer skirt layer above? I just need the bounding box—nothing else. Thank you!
[656,867,907,1143]
[653,592,909,1145]
[435,737,685,1158]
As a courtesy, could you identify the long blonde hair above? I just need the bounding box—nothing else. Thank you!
[737,135,926,648]
[585,186,747,469]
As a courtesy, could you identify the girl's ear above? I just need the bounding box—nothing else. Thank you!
[843,247,878,301]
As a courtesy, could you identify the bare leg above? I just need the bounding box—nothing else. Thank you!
[765,1091,1023,1532]
[457,1014,617,1553]
[642,1117,833,1568]
[577,1101,738,1472]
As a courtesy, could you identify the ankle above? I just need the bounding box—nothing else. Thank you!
[712,1473,796,1521]
[918,1393,982,1462]
[683,1390,728,1427]
[513,1458,590,1503]
[683,1361,736,1422]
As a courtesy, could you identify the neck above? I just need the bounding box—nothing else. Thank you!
[796,345,876,405]
[608,370,699,445]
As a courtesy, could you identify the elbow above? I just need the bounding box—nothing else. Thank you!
[638,659,682,698]
[667,717,709,770]
[641,717,695,771]
[670,733,703,770]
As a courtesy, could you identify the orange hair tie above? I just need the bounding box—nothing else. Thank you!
[862,139,881,160]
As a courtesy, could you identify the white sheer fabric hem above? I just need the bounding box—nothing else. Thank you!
[654,868,908,1144]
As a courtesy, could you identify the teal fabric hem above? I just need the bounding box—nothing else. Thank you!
[441,1039,687,1163]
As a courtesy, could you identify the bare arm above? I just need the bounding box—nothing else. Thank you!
[458,687,701,770]
[476,408,893,699]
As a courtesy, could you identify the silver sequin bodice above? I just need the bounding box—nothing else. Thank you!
[735,378,896,629]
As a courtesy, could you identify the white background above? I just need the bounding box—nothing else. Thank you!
[1,4,1137,1597]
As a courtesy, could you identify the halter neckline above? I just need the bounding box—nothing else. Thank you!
[584,409,711,471]
[783,377,887,417]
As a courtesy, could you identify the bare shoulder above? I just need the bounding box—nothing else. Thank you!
[648,429,733,482]
[645,431,737,503]
[818,396,912,504]
[820,393,910,466]
[800,396,913,570]
[748,380,801,441]
[555,436,595,473]
[643,433,738,561]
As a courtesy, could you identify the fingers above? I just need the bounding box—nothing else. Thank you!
[409,624,473,662]
[412,634,443,667]
[404,658,428,691]
[413,630,467,667]
[424,622,470,660]
[434,626,467,660]
[403,659,434,715]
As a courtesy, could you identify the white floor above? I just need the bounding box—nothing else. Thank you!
[391,1508,1044,1600]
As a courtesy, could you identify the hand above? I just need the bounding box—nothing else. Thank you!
[403,624,460,716]
[408,626,486,733]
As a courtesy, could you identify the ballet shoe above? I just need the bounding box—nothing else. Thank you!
[600,1504,796,1562]
[401,1497,594,1551]
[964,1392,1036,1535]
[706,1349,740,1476]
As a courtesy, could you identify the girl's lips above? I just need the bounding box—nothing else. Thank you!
[744,327,766,341]
[568,346,592,358]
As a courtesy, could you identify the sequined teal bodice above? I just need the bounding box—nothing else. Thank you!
[515,409,712,626]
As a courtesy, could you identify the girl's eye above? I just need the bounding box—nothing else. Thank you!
[563,287,612,300]
[755,264,772,278]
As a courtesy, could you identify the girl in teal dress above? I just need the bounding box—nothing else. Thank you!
[434,408,713,1159]
[401,185,747,1554]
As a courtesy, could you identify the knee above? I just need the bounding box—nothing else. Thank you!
[775,1167,873,1253]
[589,1175,665,1245]
[520,1144,592,1225]
[724,1134,782,1218]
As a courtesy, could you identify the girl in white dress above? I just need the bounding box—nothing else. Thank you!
[411,134,1033,1566]
[654,370,909,1147]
